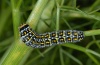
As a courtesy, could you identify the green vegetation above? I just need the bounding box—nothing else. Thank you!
[0,0,100,65]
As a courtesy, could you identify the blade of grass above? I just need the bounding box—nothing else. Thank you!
[0,40,33,65]
[88,0,100,12]
[60,7,100,21]
[84,29,100,36]
[59,48,65,65]
[0,7,11,37]
[36,0,55,33]
[86,40,100,49]
[25,46,54,65]
[50,47,58,65]
[62,44,100,58]
[62,49,83,65]
[0,37,13,46]
[72,21,94,29]
[86,52,100,65]
[27,0,49,29]
[11,0,21,40]
[62,44,100,64]
[56,1,60,31]
[71,0,76,8]
[62,18,72,29]
[0,0,50,65]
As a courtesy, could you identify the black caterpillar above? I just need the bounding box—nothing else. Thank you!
[19,24,84,48]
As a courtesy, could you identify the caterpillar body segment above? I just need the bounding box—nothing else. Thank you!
[19,24,84,48]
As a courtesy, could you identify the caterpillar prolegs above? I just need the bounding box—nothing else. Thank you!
[19,24,84,48]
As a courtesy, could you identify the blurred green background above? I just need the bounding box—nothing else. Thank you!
[0,0,100,65]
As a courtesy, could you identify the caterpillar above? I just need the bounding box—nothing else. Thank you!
[19,24,84,48]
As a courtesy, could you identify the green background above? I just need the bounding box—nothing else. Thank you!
[0,0,100,65]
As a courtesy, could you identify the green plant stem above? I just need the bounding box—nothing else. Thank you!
[84,29,100,36]
[0,40,33,65]
[86,52,100,65]
[36,0,55,33]
[0,7,11,37]
[25,46,54,65]
[88,0,100,12]
[71,0,76,8]
[0,0,49,65]
[56,2,60,31]
[27,0,49,29]
[62,44,100,65]
[11,0,21,40]
[59,48,64,65]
